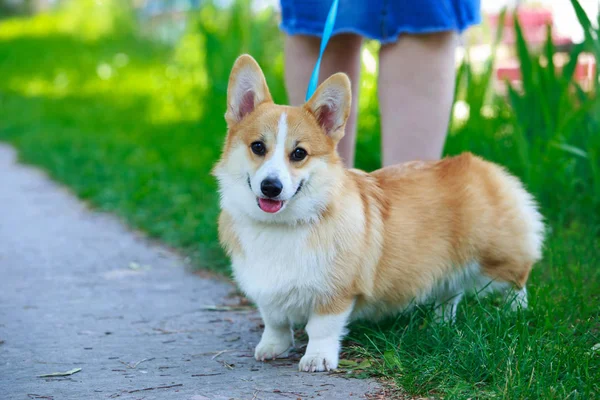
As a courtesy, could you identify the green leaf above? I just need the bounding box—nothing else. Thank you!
[337,359,372,371]
[588,149,600,202]
[569,0,600,56]
[513,12,535,96]
[573,82,589,103]
[544,24,555,77]
[562,43,584,83]
[338,359,359,368]
[506,82,524,124]
[556,97,595,135]
[453,59,467,102]
[550,142,588,159]
[493,7,508,48]
[383,349,403,371]
[483,7,507,89]
[38,368,82,378]
[472,7,506,118]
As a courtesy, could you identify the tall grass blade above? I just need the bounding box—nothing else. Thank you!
[506,82,522,121]
[556,97,595,135]
[449,57,468,130]
[513,11,535,95]
[569,0,600,55]
[507,83,531,179]
[569,0,600,92]
[544,24,556,78]
[589,150,600,206]
[549,142,588,159]
[477,7,507,112]
[562,42,584,82]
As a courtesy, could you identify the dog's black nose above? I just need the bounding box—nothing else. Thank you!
[261,178,283,198]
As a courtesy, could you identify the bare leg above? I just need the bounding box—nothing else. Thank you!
[378,31,458,166]
[284,34,363,167]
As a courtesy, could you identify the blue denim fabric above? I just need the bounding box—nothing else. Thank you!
[280,0,481,44]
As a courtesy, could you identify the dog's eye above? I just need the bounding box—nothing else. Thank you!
[291,147,308,162]
[250,141,266,156]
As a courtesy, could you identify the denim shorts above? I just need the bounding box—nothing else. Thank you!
[279,0,481,44]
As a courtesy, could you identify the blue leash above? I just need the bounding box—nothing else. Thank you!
[305,0,339,101]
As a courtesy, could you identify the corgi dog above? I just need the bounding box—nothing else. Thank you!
[212,54,544,372]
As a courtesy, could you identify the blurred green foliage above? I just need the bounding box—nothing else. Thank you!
[0,0,598,397]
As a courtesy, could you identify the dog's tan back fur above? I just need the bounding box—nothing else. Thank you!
[345,155,541,313]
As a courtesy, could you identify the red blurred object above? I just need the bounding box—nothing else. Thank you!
[488,7,596,88]
[496,55,596,82]
[488,7,572,46]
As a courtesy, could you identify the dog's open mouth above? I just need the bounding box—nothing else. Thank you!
[257,198,284,213]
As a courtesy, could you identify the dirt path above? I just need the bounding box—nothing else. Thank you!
[0,144,381,399]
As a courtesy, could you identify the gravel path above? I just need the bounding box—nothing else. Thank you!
[0,144,381,400]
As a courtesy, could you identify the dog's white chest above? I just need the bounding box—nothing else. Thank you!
[231,221,335,322]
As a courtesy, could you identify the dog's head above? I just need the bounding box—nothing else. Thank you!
[212,54,351,224]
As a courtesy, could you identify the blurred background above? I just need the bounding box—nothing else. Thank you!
[0,0,599,270]
[2,3,599,397]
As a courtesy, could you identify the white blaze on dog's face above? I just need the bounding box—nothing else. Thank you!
[213,55,351,224]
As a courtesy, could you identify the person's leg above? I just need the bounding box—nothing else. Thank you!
[284,34,363,167]
[378,31,458,166]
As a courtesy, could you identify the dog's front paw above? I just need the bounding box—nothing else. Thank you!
[298,351,338,372]
[254,338,291,361]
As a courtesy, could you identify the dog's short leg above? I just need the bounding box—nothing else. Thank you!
[434,292,464,324]
[299,299,355,372]
[254,306,293,361]
[509,286,528,311]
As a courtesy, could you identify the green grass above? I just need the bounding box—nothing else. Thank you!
[0,0,598,398]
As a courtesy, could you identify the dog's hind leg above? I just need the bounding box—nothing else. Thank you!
[431,264,477,324]
[508,286,528,311]
[434,291,464,324]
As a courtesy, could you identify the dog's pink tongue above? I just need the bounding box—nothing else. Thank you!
[258,198,283,213]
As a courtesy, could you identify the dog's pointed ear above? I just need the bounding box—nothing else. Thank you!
[225,54,273,128]
[304,73,351,142]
